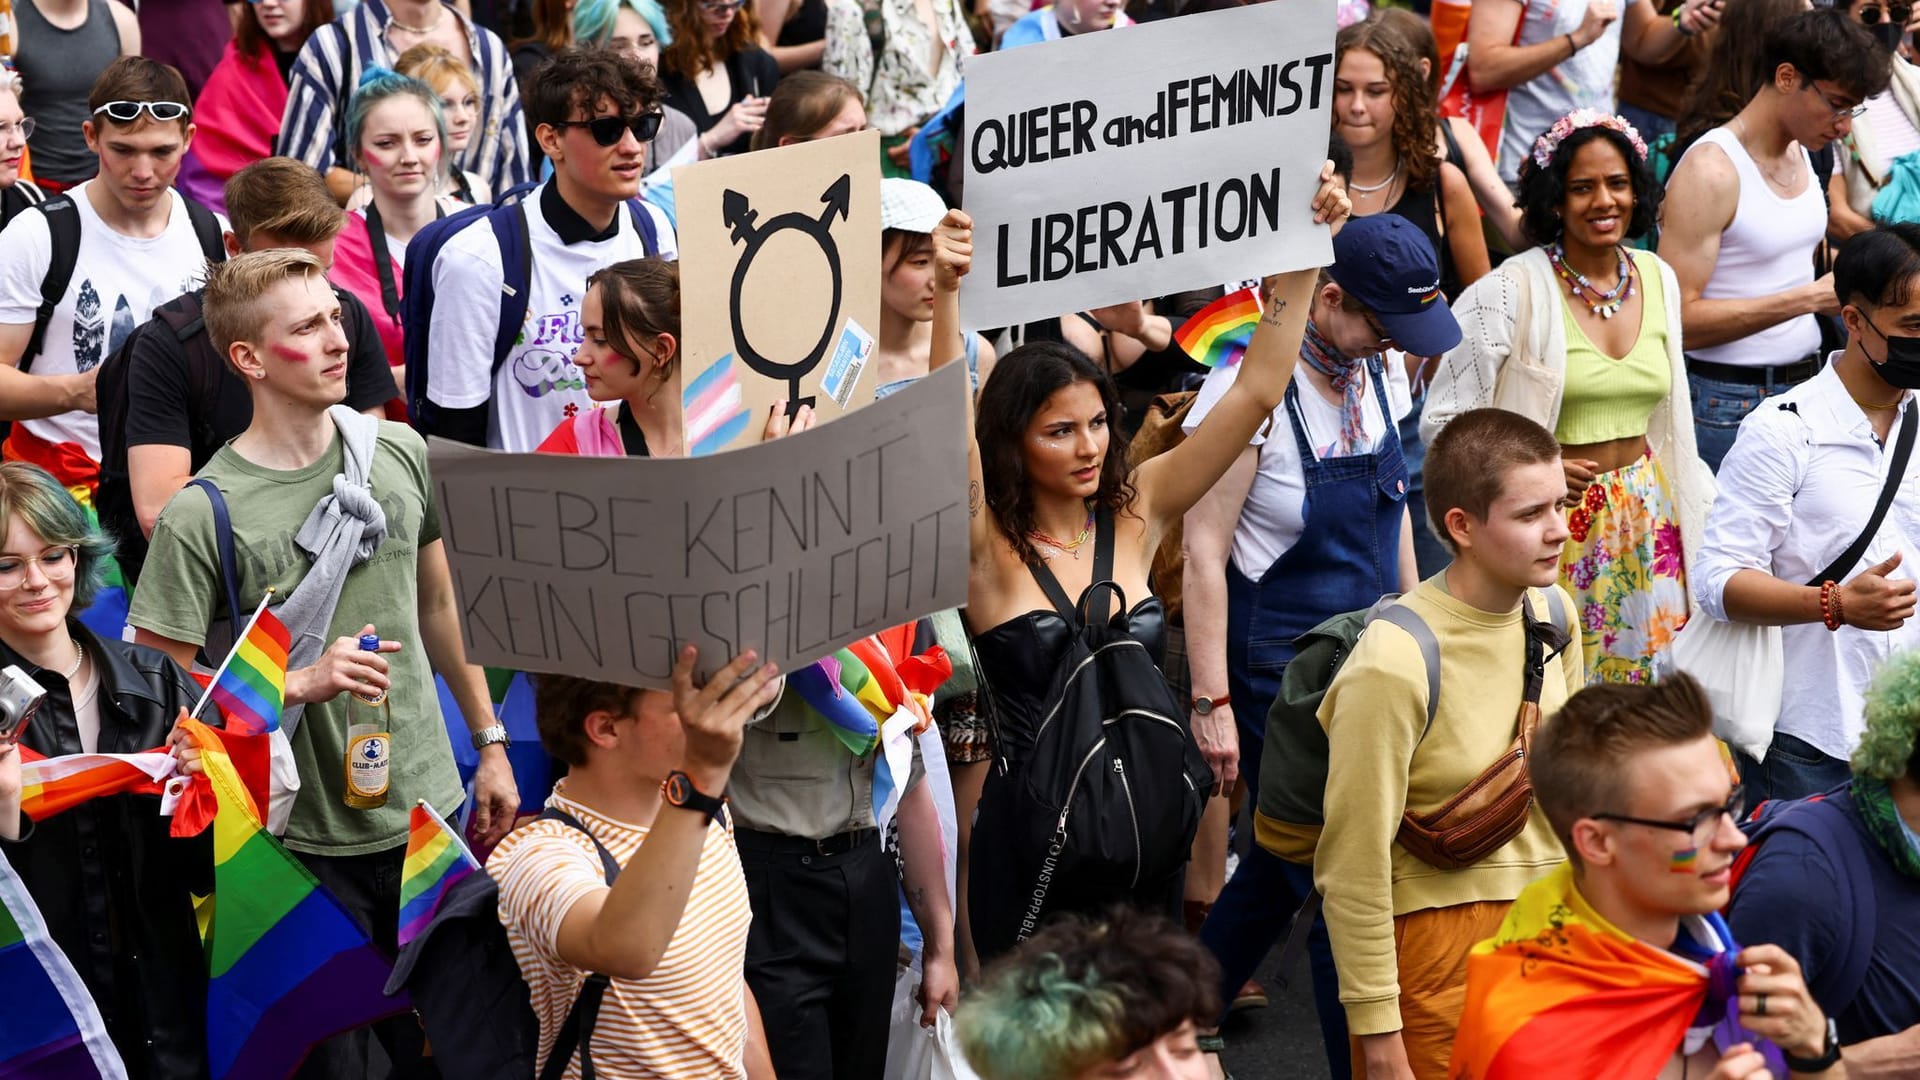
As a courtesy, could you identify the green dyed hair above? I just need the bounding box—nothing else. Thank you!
[1857,649,1920,780]
[955,908,1220,1080]
[0,462,115,611]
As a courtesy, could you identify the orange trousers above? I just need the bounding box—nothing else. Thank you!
[1350,900,1511,1080]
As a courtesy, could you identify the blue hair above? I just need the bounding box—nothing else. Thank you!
[0,462,115,612]
[573,0,672,50]
[345,66,447,162]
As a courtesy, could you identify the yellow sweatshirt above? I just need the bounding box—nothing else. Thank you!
[1313,575,1583,1036]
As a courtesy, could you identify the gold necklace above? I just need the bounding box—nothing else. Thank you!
[388,5,446,33]
[1027,509,1094,561]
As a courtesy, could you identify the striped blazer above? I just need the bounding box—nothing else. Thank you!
[277,0,529,196]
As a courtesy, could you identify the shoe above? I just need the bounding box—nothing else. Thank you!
[1230,978,1268,1013]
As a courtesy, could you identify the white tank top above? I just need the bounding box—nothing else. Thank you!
[1682,127,1825,368]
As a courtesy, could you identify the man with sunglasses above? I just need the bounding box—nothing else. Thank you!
[421,47,676,453]
[0,58,226,522]
[1452,675,1847,1079]
[1662,8,1892,471]
[1832,0,1920,241]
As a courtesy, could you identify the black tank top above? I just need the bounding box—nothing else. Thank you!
[1386,181,1464,302]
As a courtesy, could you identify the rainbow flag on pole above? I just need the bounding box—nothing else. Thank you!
[398,801,480,948]
[1173,287,1262,369]
[201,602,290,736]
[191,722,406,1080]
[0,849,128,1079]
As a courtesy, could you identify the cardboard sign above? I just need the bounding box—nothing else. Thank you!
[959,0,1335,330]
[429,362,970,689]
[674,129,883,455]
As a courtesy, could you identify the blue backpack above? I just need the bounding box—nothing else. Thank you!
[401,183,662,435]
[1728,789,1879,1012]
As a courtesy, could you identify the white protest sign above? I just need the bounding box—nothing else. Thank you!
[959,0,1335,330]
[429,361,970,689]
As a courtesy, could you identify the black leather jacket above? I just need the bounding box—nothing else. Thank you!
[1,620,212,1080]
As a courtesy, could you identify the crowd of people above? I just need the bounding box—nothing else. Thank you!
[0,0,1918,1077]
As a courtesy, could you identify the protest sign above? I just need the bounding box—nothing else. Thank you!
[429,361,970,689]
[674,129,883,455]
[959,0,1335,330]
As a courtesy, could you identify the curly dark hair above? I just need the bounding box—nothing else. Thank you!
[524,45,664,132]
[1516,124,1660,248]
[974,341,1137,564]
[1335,14,1441,195]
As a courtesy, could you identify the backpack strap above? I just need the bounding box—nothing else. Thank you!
[157,295,222,455]
[492,202,535,375]
[625,198,660,257]
[1026,553,1081,631]
[364,204,403,321]
[188,478,246,633]
[183,197,227,265]
[1088,506,1115,626]
[1739,795,1879,1010]
[23,194,80,374]
[534,805,624,1080]
[1373,605,1441,738]
[1809,402,1916,586]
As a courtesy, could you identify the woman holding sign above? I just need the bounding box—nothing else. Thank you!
[0,461,210,1078]
[926,166,1353,966]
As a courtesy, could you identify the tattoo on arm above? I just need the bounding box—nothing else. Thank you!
[968,481,983,519]
[1260,296,1288,326]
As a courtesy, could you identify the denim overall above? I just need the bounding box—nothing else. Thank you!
[1201,355,1407,1078]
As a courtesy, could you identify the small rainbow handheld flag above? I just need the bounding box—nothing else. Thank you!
[1173,287,1262,369]
[398,801,481,948]
[196,594,290,735]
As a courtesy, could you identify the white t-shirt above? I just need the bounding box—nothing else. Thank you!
[424,183,678,452]
[1183,355,1412,579]
[1499,0,1623,185]
[0,182,220,461]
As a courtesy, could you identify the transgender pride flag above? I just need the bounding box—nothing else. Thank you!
[684,353,752,457]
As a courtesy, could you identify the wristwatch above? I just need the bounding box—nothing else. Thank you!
[1191,694,1231,716]
[470,724,511,751]
[662,770,727,824]
[1782,1017,1842,1074]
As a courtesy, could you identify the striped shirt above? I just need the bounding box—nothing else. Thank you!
[490,783,753,1080]
[277,0,529,196]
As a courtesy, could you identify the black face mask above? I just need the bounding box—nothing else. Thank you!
[1860,310,1920,388]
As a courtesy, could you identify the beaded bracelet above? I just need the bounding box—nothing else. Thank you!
[1820,580,1845,631]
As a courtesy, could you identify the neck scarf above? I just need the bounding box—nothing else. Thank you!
[1299,319,1371,456]
[1852,776,1920,879]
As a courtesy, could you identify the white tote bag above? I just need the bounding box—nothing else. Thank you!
[1663,613,1782,763]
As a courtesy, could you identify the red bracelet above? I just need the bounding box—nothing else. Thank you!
[1820,580,1844,631]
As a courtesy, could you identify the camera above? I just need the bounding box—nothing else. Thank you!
[0,665,47,745]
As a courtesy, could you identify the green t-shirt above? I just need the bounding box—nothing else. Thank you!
[128,422,463,856]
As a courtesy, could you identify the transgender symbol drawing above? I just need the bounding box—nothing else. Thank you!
[722,174,851,415]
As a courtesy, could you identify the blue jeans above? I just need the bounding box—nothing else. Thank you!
[1617,103,1677,143]
[1688,370,1804,473]
[1199,845,1350,1077]
[1399,404,1450,580]
[1734,731,1853,803]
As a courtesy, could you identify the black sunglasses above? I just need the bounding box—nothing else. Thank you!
[1861,2,1912,22]
[555,112,665,146]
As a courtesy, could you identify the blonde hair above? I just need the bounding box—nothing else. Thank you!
[395,43,481,100]
[203,249,329,361]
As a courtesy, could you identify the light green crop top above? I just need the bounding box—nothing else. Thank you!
[1553,249,1672,445]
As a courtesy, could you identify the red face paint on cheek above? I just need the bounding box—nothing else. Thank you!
[269,343,311,364]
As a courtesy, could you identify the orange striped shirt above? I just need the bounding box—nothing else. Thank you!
[489,782,753,1079]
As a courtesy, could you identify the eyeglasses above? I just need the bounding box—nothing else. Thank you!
[1593,786,1747,851]
[1860,3,1912,23]
[0,546,79,592]
[1361,310,1393,347]
[1799,79,1869,119]
[700,0,746,12]
[554,111,665,146]
[92,100,191,124]
[0,117,35,142]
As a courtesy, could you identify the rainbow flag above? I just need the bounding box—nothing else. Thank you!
[1173,287,1262,369]
[398,801,480,948]
[789,633,949,756]
[1450,862,1779,1079]
[685,353,752,457]
[0,849,129,1079]
[208,606,290,736]
[17,749,177,822]
[189,721,407,1080]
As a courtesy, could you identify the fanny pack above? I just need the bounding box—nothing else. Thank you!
[1395,594,1567,871]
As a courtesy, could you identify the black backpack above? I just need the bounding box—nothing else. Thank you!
[385,807,624,1080]
[21,191,226,372]
[997,510,1213,942]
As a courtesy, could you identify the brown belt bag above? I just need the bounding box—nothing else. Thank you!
[1395,594,1565,871]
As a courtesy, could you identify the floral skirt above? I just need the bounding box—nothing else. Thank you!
[1559,452,1689,684]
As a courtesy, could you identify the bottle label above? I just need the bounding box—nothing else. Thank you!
[347,732,391,798]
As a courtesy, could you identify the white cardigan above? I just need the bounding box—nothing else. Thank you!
[1419,246,1718,589]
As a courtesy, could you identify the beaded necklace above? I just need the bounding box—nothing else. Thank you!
[1547,242,1636,319]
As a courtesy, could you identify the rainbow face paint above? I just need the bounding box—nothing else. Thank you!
[1669,848,1699,874]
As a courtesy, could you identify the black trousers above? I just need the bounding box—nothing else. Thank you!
[739,830,901,1080]
[293,844,435,1080]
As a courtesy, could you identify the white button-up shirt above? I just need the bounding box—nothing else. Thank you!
[1694,360,1920,759]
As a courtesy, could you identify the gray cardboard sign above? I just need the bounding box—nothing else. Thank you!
[429,361,971,689]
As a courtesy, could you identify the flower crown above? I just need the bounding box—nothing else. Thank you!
[1531,109,1648,169]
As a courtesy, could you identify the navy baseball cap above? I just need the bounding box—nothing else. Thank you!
[1327,215,1462,357]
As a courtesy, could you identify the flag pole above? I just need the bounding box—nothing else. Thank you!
[416,798,482,869]
[190,587,277,721]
